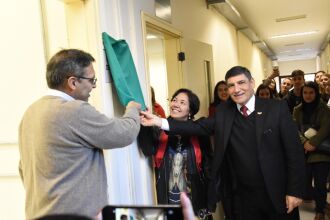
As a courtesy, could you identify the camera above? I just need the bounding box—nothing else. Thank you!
[102,204,183,220]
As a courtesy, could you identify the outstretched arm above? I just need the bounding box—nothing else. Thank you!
[140,109,163,127]
[141,109,214,136]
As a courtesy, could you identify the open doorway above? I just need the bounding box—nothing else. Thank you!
[142,13,182,117]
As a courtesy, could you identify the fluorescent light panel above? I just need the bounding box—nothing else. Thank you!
[285,42,304,46]
[275,15,306,22]
[279,48,312,53]
[146,35,157,39]
[270,31,318,39]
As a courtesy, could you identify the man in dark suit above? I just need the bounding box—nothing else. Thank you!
[141,66,306,220]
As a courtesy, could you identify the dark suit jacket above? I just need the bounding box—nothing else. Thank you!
[167,97,305,215]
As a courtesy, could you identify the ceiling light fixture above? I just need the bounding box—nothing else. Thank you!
[296,48,312,52]
[279,48,312,54]
[285,42,304,46]
[275,15,306,22]
[270,31,318,39]
[146,35,157,39]
[279,50,293,53]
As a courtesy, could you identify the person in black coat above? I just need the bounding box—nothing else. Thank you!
[138,88,213,219]
[141,66,306,220]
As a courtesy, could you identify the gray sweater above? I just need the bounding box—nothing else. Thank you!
[18,96,140,219]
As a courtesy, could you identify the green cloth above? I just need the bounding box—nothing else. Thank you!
[102,32,146,110]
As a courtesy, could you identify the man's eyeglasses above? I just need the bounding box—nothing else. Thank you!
[77,76,97,85]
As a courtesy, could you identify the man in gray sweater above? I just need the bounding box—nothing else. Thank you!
[18,49,141,219]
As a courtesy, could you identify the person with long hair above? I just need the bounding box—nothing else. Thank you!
[139,88,214,219]
[268,78,279,98]
[256,84,274,99]
[208,81,229,117]
[151,87,166,118]
[320,74,330,103]
[293,81,330,220]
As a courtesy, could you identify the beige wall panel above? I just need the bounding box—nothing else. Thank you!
[0,0,47,144]
[170,0,271,90]
[278,59,317,76]
[171,0,239,83]
[238,31,253,68]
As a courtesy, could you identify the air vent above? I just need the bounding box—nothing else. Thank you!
[155,0,171,22]
[275,15,306,22]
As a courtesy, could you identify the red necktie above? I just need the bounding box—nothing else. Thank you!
[240,105,248,117]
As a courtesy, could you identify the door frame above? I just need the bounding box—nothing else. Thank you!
[141,12,183,106]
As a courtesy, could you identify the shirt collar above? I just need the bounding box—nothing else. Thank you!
[45,89,75,101]
[236,95,255,115]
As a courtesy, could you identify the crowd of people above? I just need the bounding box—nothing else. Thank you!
[18,48,330,220]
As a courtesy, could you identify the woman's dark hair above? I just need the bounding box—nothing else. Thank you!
[256,84,273,99]
[268,79,278,97]
[151,86,156,105]
[171,88,200,119]
[212,80,227,105]
[301,81,320,104]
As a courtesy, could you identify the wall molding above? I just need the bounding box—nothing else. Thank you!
[0,142,18,146]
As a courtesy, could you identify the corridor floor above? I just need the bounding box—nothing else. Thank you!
[300,201,318,220]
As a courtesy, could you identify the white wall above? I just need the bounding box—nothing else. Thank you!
[237,32,272,86]
[171,0,238,83]
[170,0,272,91]
[319,43,330,73]
[278,58,317,76]
[0,0,47,219]
[0,1,47,144]
[98,0,156,205]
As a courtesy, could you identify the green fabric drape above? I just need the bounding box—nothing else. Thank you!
[102,32,146,110]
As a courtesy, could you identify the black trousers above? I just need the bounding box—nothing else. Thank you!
[306,162,330,213]
[234,188,300,220]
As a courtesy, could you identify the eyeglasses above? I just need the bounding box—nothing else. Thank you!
[77,76,97,85]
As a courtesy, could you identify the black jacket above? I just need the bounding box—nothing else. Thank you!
[138,124,214,213]
[166,98,306,218]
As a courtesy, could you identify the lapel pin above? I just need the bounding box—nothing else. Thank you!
[257,112,262,115]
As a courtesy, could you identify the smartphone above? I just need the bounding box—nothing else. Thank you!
[102,204,183,220]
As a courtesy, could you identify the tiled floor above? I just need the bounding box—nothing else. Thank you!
[300,201,317,220]
[300,193,330,220]
[213,198,329,219]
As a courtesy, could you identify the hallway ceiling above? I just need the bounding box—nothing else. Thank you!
[228,0,330,62]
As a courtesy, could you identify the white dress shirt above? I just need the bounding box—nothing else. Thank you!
[46,89,75,101]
